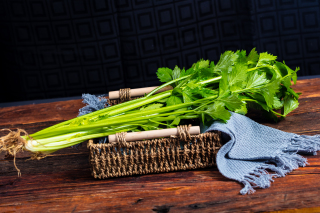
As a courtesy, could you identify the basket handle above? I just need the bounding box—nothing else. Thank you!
[109,125,199,143]
[109,86,173,100]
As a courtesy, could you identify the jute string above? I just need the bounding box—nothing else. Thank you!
[108,88,137,106]
[119,88,131,102]
[116,132,127,146]
[171,124,191,140]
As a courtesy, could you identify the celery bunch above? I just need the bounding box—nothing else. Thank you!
[8,49,299,155]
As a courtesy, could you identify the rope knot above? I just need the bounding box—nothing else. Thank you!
[119,88,131,102]
[116,132,127,146]
[171,125,191,141]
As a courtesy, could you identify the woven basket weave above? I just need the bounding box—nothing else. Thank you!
[88,88,222,179]
[88,126,221,179]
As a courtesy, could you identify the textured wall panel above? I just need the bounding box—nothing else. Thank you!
[0,0,319,103]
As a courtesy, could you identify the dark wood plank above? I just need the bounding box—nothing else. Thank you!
[0,99,84,126]
[0,155,319,213]
[246,97,320,135]
[291,78,320,99]
[0,78,320,213]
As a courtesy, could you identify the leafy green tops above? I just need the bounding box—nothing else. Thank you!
[154,48,299,124]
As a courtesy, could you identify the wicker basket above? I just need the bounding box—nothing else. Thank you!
[88,88,222,179]
[88,126,221,179]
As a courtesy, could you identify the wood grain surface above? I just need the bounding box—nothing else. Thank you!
[0,78,320,213]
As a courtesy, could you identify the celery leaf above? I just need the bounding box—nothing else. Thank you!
[283,94,299,116]
[157,67,172,83]
[166,95,183,106]
[247,48,259,67]
[257,52,277,66]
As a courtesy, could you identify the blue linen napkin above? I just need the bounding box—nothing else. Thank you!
[78,93,108,116]
[206,112,320,195]
[77,94,109,145]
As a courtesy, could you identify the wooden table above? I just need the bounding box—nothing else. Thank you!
[1,78,320,213]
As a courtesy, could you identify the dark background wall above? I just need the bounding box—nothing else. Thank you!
[0,0,319,104]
